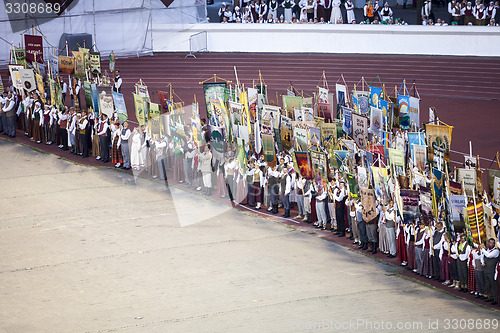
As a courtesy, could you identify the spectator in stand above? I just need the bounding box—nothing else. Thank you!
[364,0,375,22]
[373,0,381,20]
[224,4,233,22]
[243,6,253,22]
[451,0,462,23]
[475,2,487,25]
[233,6,243,22]
[218,3,226,22]
[258,0,268,21]
[448,0,456,23]
[379,2,393,22]
[282,0,295,22]
[300,0,316,21]
[331,0,342,23]
[486,1,495,21]
[345,0,356,23]
[494,1,500,23]
[463,1,474,24]
[267,13,275,22]
[422,0,435,22]
[249,0,259,22]
[269,0,278,19]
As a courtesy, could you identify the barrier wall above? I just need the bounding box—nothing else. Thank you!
[152,23,500,57]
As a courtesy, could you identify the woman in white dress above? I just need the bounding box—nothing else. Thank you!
[330,0,342,23]
[345,0,355,23]
[130,127,145,170]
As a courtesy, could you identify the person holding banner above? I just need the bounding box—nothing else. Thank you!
[481,238,499,304]
[280,164,292,218]
[120,121,131,169]
[78,111,89,158]
[199,144,213,196]
[113,70,122,94]
[315,179,328,229]
[58,107,69,151]
[383,200,397,258]
[32,101,43,144]
[97,114,109,163]
[457,233,470,291]
[333,180,347,237]
[2,91,16,138]
[111,121,123,168]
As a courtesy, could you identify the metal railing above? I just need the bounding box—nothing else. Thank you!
[186,31,207,58]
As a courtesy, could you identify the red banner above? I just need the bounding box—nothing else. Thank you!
[24,34,43,64]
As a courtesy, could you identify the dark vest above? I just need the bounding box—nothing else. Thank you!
[483,250,499,274]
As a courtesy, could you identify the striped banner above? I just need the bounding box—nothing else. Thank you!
[467,201,486,244]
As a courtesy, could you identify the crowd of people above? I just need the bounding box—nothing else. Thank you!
[1,68,500,308]
[214,0,500,25]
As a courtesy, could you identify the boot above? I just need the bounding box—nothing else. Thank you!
[366,242,373,251]
[207,188,212,196]
[371,242,378,254]
[361,242,368,250]
[283,209,290,218]
[306,214,311,223]
[272,204,278,214]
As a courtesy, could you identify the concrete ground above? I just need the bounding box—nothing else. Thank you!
[0,138,499,333]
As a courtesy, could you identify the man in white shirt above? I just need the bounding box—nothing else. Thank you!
[481,238,499,304]
[383,200,397,258]
[457,234,471,292]
[333,180,347,237]
[2,91,16,137]
[280,164,292,218]
[120,121,131,169]
[97,114,110,163]
[78,110,89,158]
[113,69,122,94]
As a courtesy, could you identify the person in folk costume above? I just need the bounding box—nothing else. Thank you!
[475,2,487,25]
[299,0,316,21]
[225,155,237,202]
[317,0,330,22]
[467,244,478,295]
[396,213,408,265]
[405,222,417,270]
[32,101,43,144]
[25,92,34,138]
[216,158,227,198]
[327,179,337,231]
[173,141,185,182]
[130,127,145,171]
[355,199,368,250]
[330,0,341,23]
[348,197,360,244]
[333,178,347,237]
[379,2,393,22]
[313,179,328,229]
[294,174,305,219]
[463,1,474,24]
[481,238,499,304]
[422,0,435,24]
[67,107,77,152]
[243,6,254,22]
[233,6,243,22]
[57,107,69,151]
[457,233,472,291]
[97,114,109,162]
[78,110,89,158]
[378,200,390,254]
[42,104,51,143]
[414,222,426,274]
[494,1,500,25]
[383,200,397,258]
[432,221,445,280]
[249,0,259,22]
[140,125,152,174]
[472,245,486,298]
[224,5,234,22]
[449,237,461,289]
[247,162,265,208]
[92,115,101,160]
[345,0,356,23]
[439,233,452,285]
[183,142,196,186]
[218,2,227,22]
[258,0,268,21]
[120,121,131,169]
[282,0,294,22]
[235,161,248,204]
[280,164,292,218]
[364,0,375,22]
[450,0,461,23]
[365,199,379,254]
[373,0,380,19]
[269,0,279,21]
[199,144,213,196]
[420,225,434,278]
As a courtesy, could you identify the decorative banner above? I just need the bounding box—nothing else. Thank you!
[342,107,352,135]
[380,99,390,127]
[397,94,410,130]
[274,128,282,151]
[282,95,303,119]
[0,74,4,92]
[487,169,500,197]
[229,102,243,127]
[49,54,58,77]
[400,189,419,224]
[388,148,405,176]
[357,166,368,188]
[157,91,174,114]
[419,186,433,225]
[262,134,275,162]
[352,95,358,114]
[18,68,36,92]
[295,151,314,179]
[317,87,329,104]
[133,93,146,126]
[369,86,382,108]
[90,83,100,115]
[450,195,467,229]
[468,201,486,244]
[72,51,85,78]
[84,81,92,108]
[99,93,114,118]
[368,145,386,167]
[352,113,368,148]
[408,131,425,156]
[113,92,127,122]
[58,56,75,74]
[372,166,389,201]
[209,98,228,131]
[493,176,500,211]
[425,123,453,164]
[335,83,347,107]
[35,73,46,103]
[409,96,420,129]
[11,48,26,65]
[310,150,327,180]
[331,150,349,170]
[89,51,101,76]
[449,180,462,195]
[247,87,258,122]
[239,91,251,134]
[209,125,225,162]
[293,127,308,151]
[254,120,262,154]
[8,65,24,90]
[309,126,321,147]
[358,96,369,115]
[457,168,477,196]
[360,187,377,222]
[49,78,56,106]
[262,105,281,128]
[345,173,359,199]
[24,34,43,63]
[483,203,497,241]
[413,144,427,171]
[280,116,292,150]
[380,130,392,148]
[203,82,227,120]
[237,138,247,174]
[433,167,444,199]
[370,107,383,137]
[320,122,336,147]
